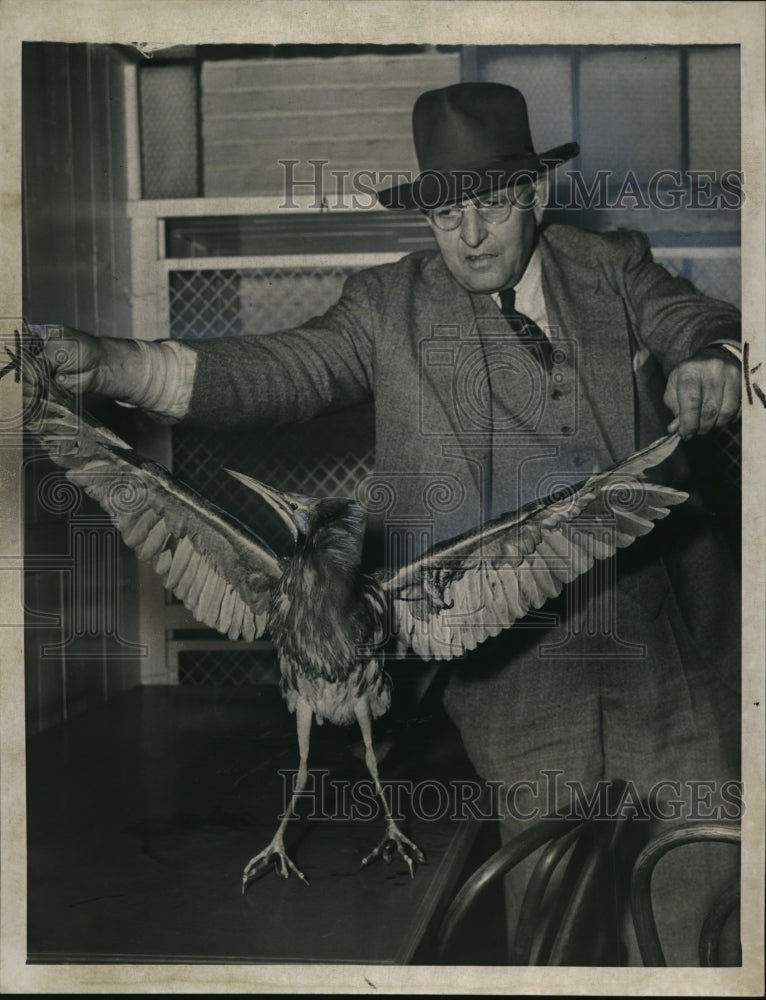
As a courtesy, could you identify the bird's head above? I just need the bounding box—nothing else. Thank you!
[224,469,364,563]
[225,468,318,543]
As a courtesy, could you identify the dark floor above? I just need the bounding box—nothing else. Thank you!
[26,684,507,965]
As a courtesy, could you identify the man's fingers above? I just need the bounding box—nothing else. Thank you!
[697,367,725,435]
[716,364,742,427]
[44,336,84,372]
[663,374,681,433]
[697,359,741,433]
[671,367,705,438]
[40,331,103,395]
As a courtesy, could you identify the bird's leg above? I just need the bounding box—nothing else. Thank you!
[354,699,425,878]
[242,699,313,892]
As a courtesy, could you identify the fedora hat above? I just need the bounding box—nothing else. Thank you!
[377,82,579,210]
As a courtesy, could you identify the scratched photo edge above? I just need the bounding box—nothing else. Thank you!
[0,1,764,995]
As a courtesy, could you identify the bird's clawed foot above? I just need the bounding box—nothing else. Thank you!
[360,821,425,878]
[242,838,310,893]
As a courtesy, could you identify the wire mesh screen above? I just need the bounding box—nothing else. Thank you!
[712,423,741,489]
[169,262,375,686]
[167,259,373,646]
[169,266,356,340]
[172,406,375,542]
[169,263,375,528]
[178,648,280,687]
[169,270,245,339]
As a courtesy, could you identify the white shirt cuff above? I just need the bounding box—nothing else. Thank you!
[711,340,742,362]
[116,339,197,421]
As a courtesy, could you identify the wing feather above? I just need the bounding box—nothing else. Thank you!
[186,556,212,611]
[175,549,201,603]
[198,570,227,624]
[122,507,156,549]
[154,548,173,576]
[166,536,195,592]
[227,596,246,641]
[540,527,570,563]
[380,434,688,661]
[217,587,237,634]
[165,535,194,597]
[526,555,560,600]
[242,607,256,642]
[29,380,284,639]
[135,517,170,563]
[190,561,215,617]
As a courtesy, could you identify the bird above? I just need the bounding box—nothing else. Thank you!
[13,330,689,891]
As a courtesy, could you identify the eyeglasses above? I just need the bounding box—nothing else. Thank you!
[428,193,521,231]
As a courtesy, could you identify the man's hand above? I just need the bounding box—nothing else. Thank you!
[664,353,741,439]
[38,327,144,400]
[40,327,107,395]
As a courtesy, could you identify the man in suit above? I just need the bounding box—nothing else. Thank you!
[43,83,742,964]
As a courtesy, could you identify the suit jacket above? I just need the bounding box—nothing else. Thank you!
[184,223,739,543]
[182,224,741,761]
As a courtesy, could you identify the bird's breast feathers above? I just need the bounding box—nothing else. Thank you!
[269,568,388,721]
[280,659,391,727]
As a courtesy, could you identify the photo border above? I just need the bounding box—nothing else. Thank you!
[1,1,763,994]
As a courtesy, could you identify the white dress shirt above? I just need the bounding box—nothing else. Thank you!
[490,247,550,333]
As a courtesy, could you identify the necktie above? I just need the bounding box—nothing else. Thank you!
[498,287,553,373]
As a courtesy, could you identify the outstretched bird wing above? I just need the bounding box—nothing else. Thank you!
[378,434,688,661]
[27,375,284,641]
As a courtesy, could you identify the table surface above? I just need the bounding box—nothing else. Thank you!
[26,684,486,964]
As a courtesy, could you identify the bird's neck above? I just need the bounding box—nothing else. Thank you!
[287,552,358,622]
[303,521,363,570]
[295,524,364,604]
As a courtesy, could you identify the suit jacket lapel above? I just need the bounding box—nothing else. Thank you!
[539,228,637,461]
[419,253,494,509]
[413,232,639,524]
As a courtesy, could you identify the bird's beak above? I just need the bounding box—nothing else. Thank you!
[224,468,299,542]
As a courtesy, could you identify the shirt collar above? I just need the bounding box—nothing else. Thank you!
[491,246,542,313]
